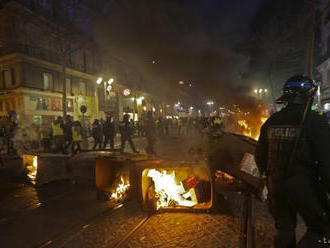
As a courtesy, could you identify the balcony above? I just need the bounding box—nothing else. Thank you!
[0,44,97,74]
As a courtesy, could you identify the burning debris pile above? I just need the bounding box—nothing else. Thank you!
[97,171,131,202]
[110,175,130,201]
[146,169,211,210]
[23,154,38,184]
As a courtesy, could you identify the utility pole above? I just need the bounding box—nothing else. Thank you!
[62,63,67,118]
[306,0,315,77]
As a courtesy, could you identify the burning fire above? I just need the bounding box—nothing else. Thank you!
[25,155,38,184]
[111,176,130,201]
[237,117,268,140]
[147,169,197,210]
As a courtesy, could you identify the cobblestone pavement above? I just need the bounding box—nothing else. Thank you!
[59,200,148,248]
[253,196,307,248]
[56,204,241,248]
[0,181,309,248]
[123,212,241,248]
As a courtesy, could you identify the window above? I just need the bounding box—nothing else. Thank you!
[2,70,11,88]
[79,81,86,95]
[43,72,53,90]
[66,78,72,94]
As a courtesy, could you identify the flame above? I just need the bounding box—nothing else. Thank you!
[26,155,38,184]
[111,176,130,200]
[147,169,196,209]
[237,120,252,138]
[237,117,268,140]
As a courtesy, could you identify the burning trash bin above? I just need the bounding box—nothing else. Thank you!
[23,154,69,185]
[95,152,150,202]
[132,160,213,212]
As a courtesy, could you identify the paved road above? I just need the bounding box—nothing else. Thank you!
[0,134,308,248]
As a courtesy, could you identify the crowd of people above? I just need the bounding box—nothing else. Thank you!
[0,113,225,155]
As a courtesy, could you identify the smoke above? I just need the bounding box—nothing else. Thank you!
[83,0,258,103]
[12,114,39,156]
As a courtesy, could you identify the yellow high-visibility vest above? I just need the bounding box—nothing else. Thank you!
[72,126,82,142]
[51,122,64,136]
[214,118,222,125]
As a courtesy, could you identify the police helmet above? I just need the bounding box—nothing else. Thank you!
[276,75,317,104]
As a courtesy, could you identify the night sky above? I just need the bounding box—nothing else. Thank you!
[88,0,264,104]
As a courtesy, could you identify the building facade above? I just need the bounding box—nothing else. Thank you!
[0,1,100,124]
[0,1,169,126]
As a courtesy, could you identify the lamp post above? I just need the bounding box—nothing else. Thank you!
[95,76,114,118]
[206,101,214,116]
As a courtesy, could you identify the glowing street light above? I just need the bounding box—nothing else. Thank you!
[96,77,103,85]
[108,78,114,84]
[254,88,268,96]
[207,101,214,106]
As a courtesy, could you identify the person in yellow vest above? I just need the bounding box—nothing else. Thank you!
[51,116,65,153]
[213,116,223,129]
[71,121,82,154]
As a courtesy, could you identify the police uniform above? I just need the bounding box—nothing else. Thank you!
[119,116,137,153]
[255,75,330,248]
[103,118,115,149]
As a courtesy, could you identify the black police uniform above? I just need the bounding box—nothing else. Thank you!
[255,103,330,247]
[103,118,116,149]
[119,119,137,153]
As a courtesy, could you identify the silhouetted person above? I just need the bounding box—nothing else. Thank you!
[72,121,82,154]
[103,116,116,149]
[119,114,138,153]
[92,119,102,150]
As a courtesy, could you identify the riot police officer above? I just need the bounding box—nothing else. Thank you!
[255,75,330,247]
[119,114,138,153]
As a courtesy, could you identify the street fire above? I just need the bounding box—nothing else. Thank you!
[143,167,212,210]
[111,176,130,200]
[23,155,38,184]
[237,117,268,140]
[238,120,252,138]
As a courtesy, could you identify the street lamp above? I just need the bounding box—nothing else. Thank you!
[254,88,269,99]
[96,77,103,85]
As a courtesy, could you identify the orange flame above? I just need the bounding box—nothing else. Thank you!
[237,117,268,140]
[147,169,197,209]
[111,176,130,200]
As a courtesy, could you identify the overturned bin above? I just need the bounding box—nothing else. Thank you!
[204,132,265,248]
[23,153,69,185]
[95,152,150,201]
[205,132,263,190]
[131,159,213,212]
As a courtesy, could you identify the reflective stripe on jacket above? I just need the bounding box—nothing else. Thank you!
[72,126,82,142]
[52,122,64,136]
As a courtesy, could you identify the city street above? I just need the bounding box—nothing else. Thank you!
[1,1,329,247]
[0,178,307,248]
[0,135,307,248]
